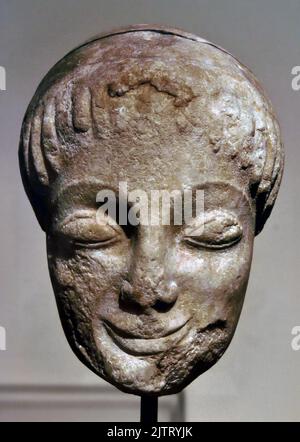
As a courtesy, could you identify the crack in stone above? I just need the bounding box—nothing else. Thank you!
[107,80,196,107]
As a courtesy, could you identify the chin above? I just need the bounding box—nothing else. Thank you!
[85,321,234,396]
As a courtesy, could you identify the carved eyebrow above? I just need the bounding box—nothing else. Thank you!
[191,181,250,199]
[204,209,240,220]
[54,209,121,235]
[203,215,239,228]
[52,179,119,206]
[191,182,253,213]
[184,209,241,233]
[58,209,96,228]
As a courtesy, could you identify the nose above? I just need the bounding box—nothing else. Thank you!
[120,226,178,311]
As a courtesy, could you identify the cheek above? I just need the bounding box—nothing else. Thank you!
[170,236,254,325]
[47,242,129,316]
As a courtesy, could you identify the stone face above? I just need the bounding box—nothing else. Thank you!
[19,25,284,396]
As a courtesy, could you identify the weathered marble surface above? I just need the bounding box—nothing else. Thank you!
[19,25,283,396]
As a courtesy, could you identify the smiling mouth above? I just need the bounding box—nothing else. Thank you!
[103,319,191,356]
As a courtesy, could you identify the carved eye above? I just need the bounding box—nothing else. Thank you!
[55,210,123,248]
[183,210,243,250]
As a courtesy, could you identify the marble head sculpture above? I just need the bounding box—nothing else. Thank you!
[19,25,284,395]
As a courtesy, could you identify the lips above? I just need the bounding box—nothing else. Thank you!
[103,319,191,355]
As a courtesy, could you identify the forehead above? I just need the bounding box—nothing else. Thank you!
[60,133,247,194]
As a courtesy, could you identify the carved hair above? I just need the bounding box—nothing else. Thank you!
[19,26,284,234]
